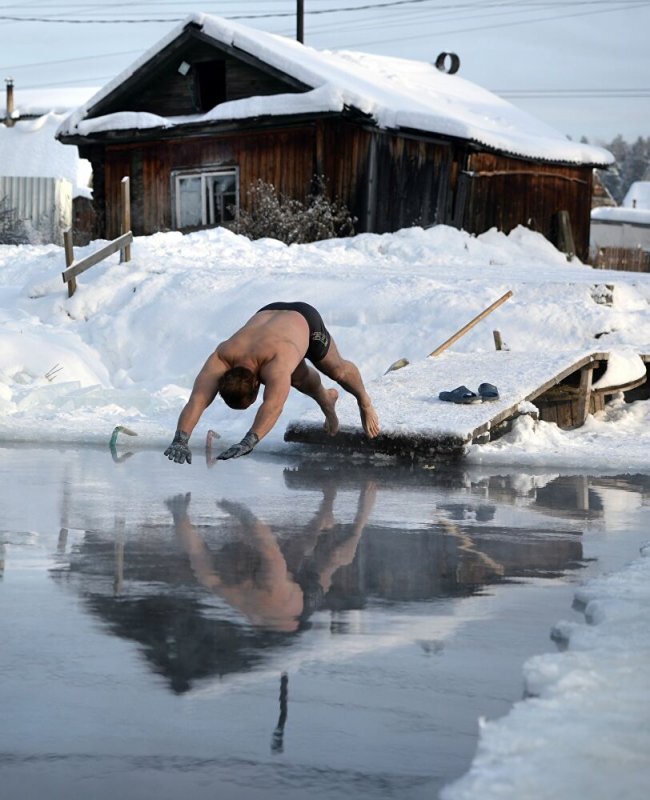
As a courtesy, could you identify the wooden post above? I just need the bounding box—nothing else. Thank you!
[429,290,513,358]
[556,210,576,261]
[493,330,503,351]
[120,176,131,263]
[63,228,76,297]
[575,364,595,426]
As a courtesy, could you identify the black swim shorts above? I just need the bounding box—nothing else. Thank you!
[258,301,331,363]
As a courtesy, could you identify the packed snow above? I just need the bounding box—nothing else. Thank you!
[57,13,612,167]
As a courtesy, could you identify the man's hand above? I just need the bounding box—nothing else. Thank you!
[164,430,192,464]
[165,492,191,520]
[217,430,259,461]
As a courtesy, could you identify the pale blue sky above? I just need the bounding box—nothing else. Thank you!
[1,0,648,143]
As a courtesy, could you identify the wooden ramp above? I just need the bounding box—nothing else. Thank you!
[284,349,648,462]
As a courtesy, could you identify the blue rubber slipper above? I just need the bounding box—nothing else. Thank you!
[478,382,499,401]
[438,385,482,404]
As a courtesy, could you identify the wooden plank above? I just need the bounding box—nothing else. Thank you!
[429,291,513,357]
[62,232,133,282]
[286,350,629,460]
[284,423,468,462]
[592,374,647,397]
[468,352,608,441]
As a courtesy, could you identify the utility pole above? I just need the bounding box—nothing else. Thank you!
[297,0,304,43]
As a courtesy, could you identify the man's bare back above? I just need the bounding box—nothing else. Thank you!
[216,309,311,374]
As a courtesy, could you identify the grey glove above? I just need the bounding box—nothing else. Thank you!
[217,430,259,461]
[164,429,192,464]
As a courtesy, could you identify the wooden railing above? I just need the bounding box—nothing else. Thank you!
[62,176,132,297]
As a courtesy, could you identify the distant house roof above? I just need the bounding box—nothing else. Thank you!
[57,13,613,168]
[1,86,99,120]
[1,112,93,195]
[623,181,650,210]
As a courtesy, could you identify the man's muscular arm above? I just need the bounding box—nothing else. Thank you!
[165,351,226,465]
[217,365,291,460]
[250,370,291,440]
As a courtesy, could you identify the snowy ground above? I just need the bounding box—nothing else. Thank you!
[1,222,649,798]
[1,223,650,462]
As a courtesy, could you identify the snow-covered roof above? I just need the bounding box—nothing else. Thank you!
[57,13,612,167]
[0,112,92,193]
[1,86,99,119]
[623,181,650,210]
[591,206,650,226]
[591,181,650,225]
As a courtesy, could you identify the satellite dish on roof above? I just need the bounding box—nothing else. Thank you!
[435,52,460,74]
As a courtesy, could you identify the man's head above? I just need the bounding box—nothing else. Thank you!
[219,367,260,409]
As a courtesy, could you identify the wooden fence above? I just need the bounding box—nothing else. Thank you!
[589,246,650,273]
[62,176,132,297]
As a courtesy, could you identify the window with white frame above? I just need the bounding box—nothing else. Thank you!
[172,168,239,230]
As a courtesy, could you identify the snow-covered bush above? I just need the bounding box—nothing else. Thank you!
[0,195,30,245]
[233,176,356,244]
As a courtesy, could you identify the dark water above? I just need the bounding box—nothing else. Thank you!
[0,444,648,800]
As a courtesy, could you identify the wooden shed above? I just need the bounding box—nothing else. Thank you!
[57,13,612,261]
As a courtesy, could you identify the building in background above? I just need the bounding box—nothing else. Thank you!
[56,13,612,261]
[1,81,96,244]
[590,181,650,271]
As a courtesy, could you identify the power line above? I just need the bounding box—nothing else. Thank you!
[1,0,647,24]
[339,0,648,47]
[497,89,650,98]
[0,1,438,24]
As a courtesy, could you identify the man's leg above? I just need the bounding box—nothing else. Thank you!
[290,359,340,435]
[315,340,380,438]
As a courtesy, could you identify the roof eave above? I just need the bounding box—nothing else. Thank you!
[57,110,349,147]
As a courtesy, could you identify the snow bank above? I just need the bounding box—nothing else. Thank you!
[441,544,650,800]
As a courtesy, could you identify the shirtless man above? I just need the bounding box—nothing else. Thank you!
[164,301,380,463]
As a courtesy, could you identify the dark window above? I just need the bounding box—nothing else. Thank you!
[195,60,226,111]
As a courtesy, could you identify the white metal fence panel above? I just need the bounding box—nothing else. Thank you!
[0,175,72,245]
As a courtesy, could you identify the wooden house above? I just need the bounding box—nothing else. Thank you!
[56,13,612,261]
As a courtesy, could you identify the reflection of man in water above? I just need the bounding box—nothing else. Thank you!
[166,483,376,632]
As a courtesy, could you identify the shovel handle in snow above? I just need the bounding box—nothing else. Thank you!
[428,290,513,358]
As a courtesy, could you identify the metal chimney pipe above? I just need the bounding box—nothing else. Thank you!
[5,78,15,127]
